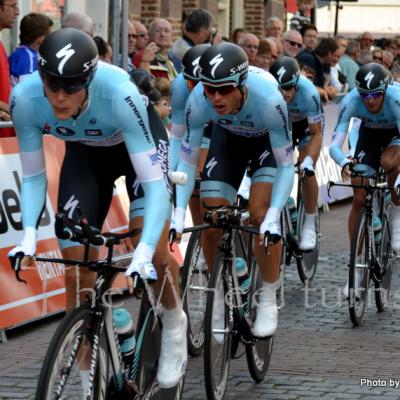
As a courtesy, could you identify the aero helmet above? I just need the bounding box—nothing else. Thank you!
[181,44,211,81]
[269,56,300,88]
[355,62,390,94]
[38,28,98,92]
[199,42,249,87]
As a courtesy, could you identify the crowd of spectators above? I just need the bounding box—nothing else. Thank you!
[1,0,400,138]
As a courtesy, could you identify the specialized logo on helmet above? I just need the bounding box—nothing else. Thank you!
[56,43,75,75]
[276,66,286,83]
[192,56,201,77]
[209,53,224,78]
[364,71,374,89]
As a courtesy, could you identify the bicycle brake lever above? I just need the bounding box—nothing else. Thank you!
[168,229,176,252]
[10,253,28,284]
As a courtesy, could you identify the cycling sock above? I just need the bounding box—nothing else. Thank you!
[79,369,90,394]
[162,305,184,330]
[304,213,316,228]
[260,281,277,305]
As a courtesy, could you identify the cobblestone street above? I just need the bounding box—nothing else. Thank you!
[1,202,400,399]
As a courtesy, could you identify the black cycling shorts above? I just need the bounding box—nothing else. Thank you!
[200,124,276,203]
[353,123,400,172]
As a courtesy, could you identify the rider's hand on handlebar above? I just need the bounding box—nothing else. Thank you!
[125,253,157,283]
[300,155,315,176]
[170,207,185,243]
[8,227,37,267]
[341,158,356,181]
[259,217,281,247]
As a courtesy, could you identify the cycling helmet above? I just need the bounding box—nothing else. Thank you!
[199,42,249,87]
[181,44,211,81]
[355,62,390,94]
[38,28,98,92]
[269,56,300,88]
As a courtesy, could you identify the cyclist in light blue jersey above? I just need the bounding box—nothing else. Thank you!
[330,62,400,256]
[8,28,186,388]
[173,42,295,337]
[269,56,323,251]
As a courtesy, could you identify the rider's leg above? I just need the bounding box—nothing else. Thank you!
[348,182,366,245]
[381,144,400,250]
[249,182,280,337]
[130,216,186,388]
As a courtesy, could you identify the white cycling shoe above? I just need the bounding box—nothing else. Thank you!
[212,283,225,344]
[157,308,187,388]
[390,205,400,251]
[252,282,278,338]
[299,225,316,251]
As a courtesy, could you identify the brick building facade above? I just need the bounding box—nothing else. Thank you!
[128,0,285,40]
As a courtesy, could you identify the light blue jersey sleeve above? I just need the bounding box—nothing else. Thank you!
[329,90,358,167]
[112,80,171,253]
[10,79,47,230]
[170,73,190,171]
[299,77,323,124]
[175,85,207,211]
[263,91,295,213]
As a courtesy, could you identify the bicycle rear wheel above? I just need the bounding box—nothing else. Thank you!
[349,208,370,326]
[245,259,273,382]
[375,214,394,312]
[204,252,232,400]
[296,202,320,284]
[35,304,110,400]
[181,230,208,357]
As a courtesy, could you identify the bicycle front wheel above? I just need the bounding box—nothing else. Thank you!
[204,252,232,400]
[296,202,320,284]
[349,208,370,326]
[35,304,110,400]
[245,259,273,382]
[181,230,208,357]
[375,214,394,312]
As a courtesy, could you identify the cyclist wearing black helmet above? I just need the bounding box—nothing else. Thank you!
[270,56,323,251]
[330,62,400,293]
[173,42,295,338]
[8,28,187,388]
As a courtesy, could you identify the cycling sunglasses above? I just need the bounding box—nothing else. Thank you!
[358,90,384,100]
[42,72,91,95]
[203,84,237,95]
[280,83,297,91]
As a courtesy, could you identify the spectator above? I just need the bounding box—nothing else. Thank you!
[330,47,347,96]
[358,31,374,64]
[93,36,112,63]
[290,0,315,32]
[335,35,347,57]
[9,13,53,85]
[371,47,384,65]
[61,11,93,36]
[265,17,283,39]
[239,33,259,66]
[130,19,158,71]
[232,27,246,44]
[154,77,171,127]
[300,23,318,52]
[283,30,303,58]
[144,18,177,81]
[132,20,149,52]
[339,39,360,91]
[0,0,19,136]
[265,37,279,63]
[169,9,215,69]
[254,39,273,70]
[383,50,394,70]
[267,36,283,58]
[297,37,339,102]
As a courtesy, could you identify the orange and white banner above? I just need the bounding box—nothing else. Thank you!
[0,136,181,330]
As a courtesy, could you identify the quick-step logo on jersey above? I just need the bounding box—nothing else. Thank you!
[56,126,75,136]
[205,157,218,178]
